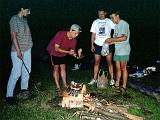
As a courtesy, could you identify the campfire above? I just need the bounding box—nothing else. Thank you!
[62,81,86,108]
[60,81,143,120]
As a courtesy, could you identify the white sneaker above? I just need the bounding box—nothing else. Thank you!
[110,79,115,86]
[71,64,79,71]
[88,79,97,85]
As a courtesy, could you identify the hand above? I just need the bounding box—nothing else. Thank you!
[69,49,75,55]
[91,45,95,52]
[105,38,113,45]
[78,48,82,57]
[17,51,23,59]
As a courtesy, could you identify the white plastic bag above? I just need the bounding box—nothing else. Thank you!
[101,43,109,56]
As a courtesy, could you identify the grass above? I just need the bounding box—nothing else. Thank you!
[127,89,160,119]
[1,62,160,120]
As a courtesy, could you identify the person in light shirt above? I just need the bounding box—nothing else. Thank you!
[89,9,115,85]
[6,6,33,105]
[106,11,131,94]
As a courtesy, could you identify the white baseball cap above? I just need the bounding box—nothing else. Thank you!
[70,24,82,32]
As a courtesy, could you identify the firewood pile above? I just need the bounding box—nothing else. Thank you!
[60,82,143,120]
[80,99,143,120]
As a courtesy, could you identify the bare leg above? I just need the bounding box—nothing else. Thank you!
[115,61,121,86]
[53,65,60,89]
[106,54,114,80]
[94,54,101,80]
[60,64,67,87]
[120,61,128,89]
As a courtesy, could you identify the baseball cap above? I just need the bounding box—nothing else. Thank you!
[70,24,82,32]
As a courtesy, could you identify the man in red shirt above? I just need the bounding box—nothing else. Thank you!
[47,24,82,92]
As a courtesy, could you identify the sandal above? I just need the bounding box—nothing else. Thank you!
[56,88,60,93]
[55,88,61,97]
[114,86,121,95]
[121,87,127,95]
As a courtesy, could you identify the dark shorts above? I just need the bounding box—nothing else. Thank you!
[51,56,67,65]
[94,43,113,55]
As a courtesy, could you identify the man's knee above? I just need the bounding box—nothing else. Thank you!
[108,61,113,67]
[54,65,59,71]
[94,60,100,66]
[60,65,66,71]
[120,66,127,72]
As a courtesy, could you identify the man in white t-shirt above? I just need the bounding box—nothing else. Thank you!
[89,9,115,85]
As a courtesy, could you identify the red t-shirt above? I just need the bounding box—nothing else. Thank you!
[47,31,77,57]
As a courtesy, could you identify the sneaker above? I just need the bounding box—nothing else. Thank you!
[88,79,97,85]
[16,89,32,100]
[110,79,115,86]
[71,64,79,71]
[6,97,17,105]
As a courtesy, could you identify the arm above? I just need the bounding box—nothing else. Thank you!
[106,35,127,44]
[106,23,129,45]
[11,32,22,59]
[90,20,96,52]
[55,44,75,55]
[91,32,96,52]
[10,16,22,59]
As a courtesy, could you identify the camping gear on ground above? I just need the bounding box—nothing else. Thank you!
[97,69,109,89]
[129,66,156,78]
[71,63,81,71]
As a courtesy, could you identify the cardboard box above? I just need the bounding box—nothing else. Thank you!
[62,93,83,108]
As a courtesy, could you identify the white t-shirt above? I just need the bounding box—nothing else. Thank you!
[90,18,115,46]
